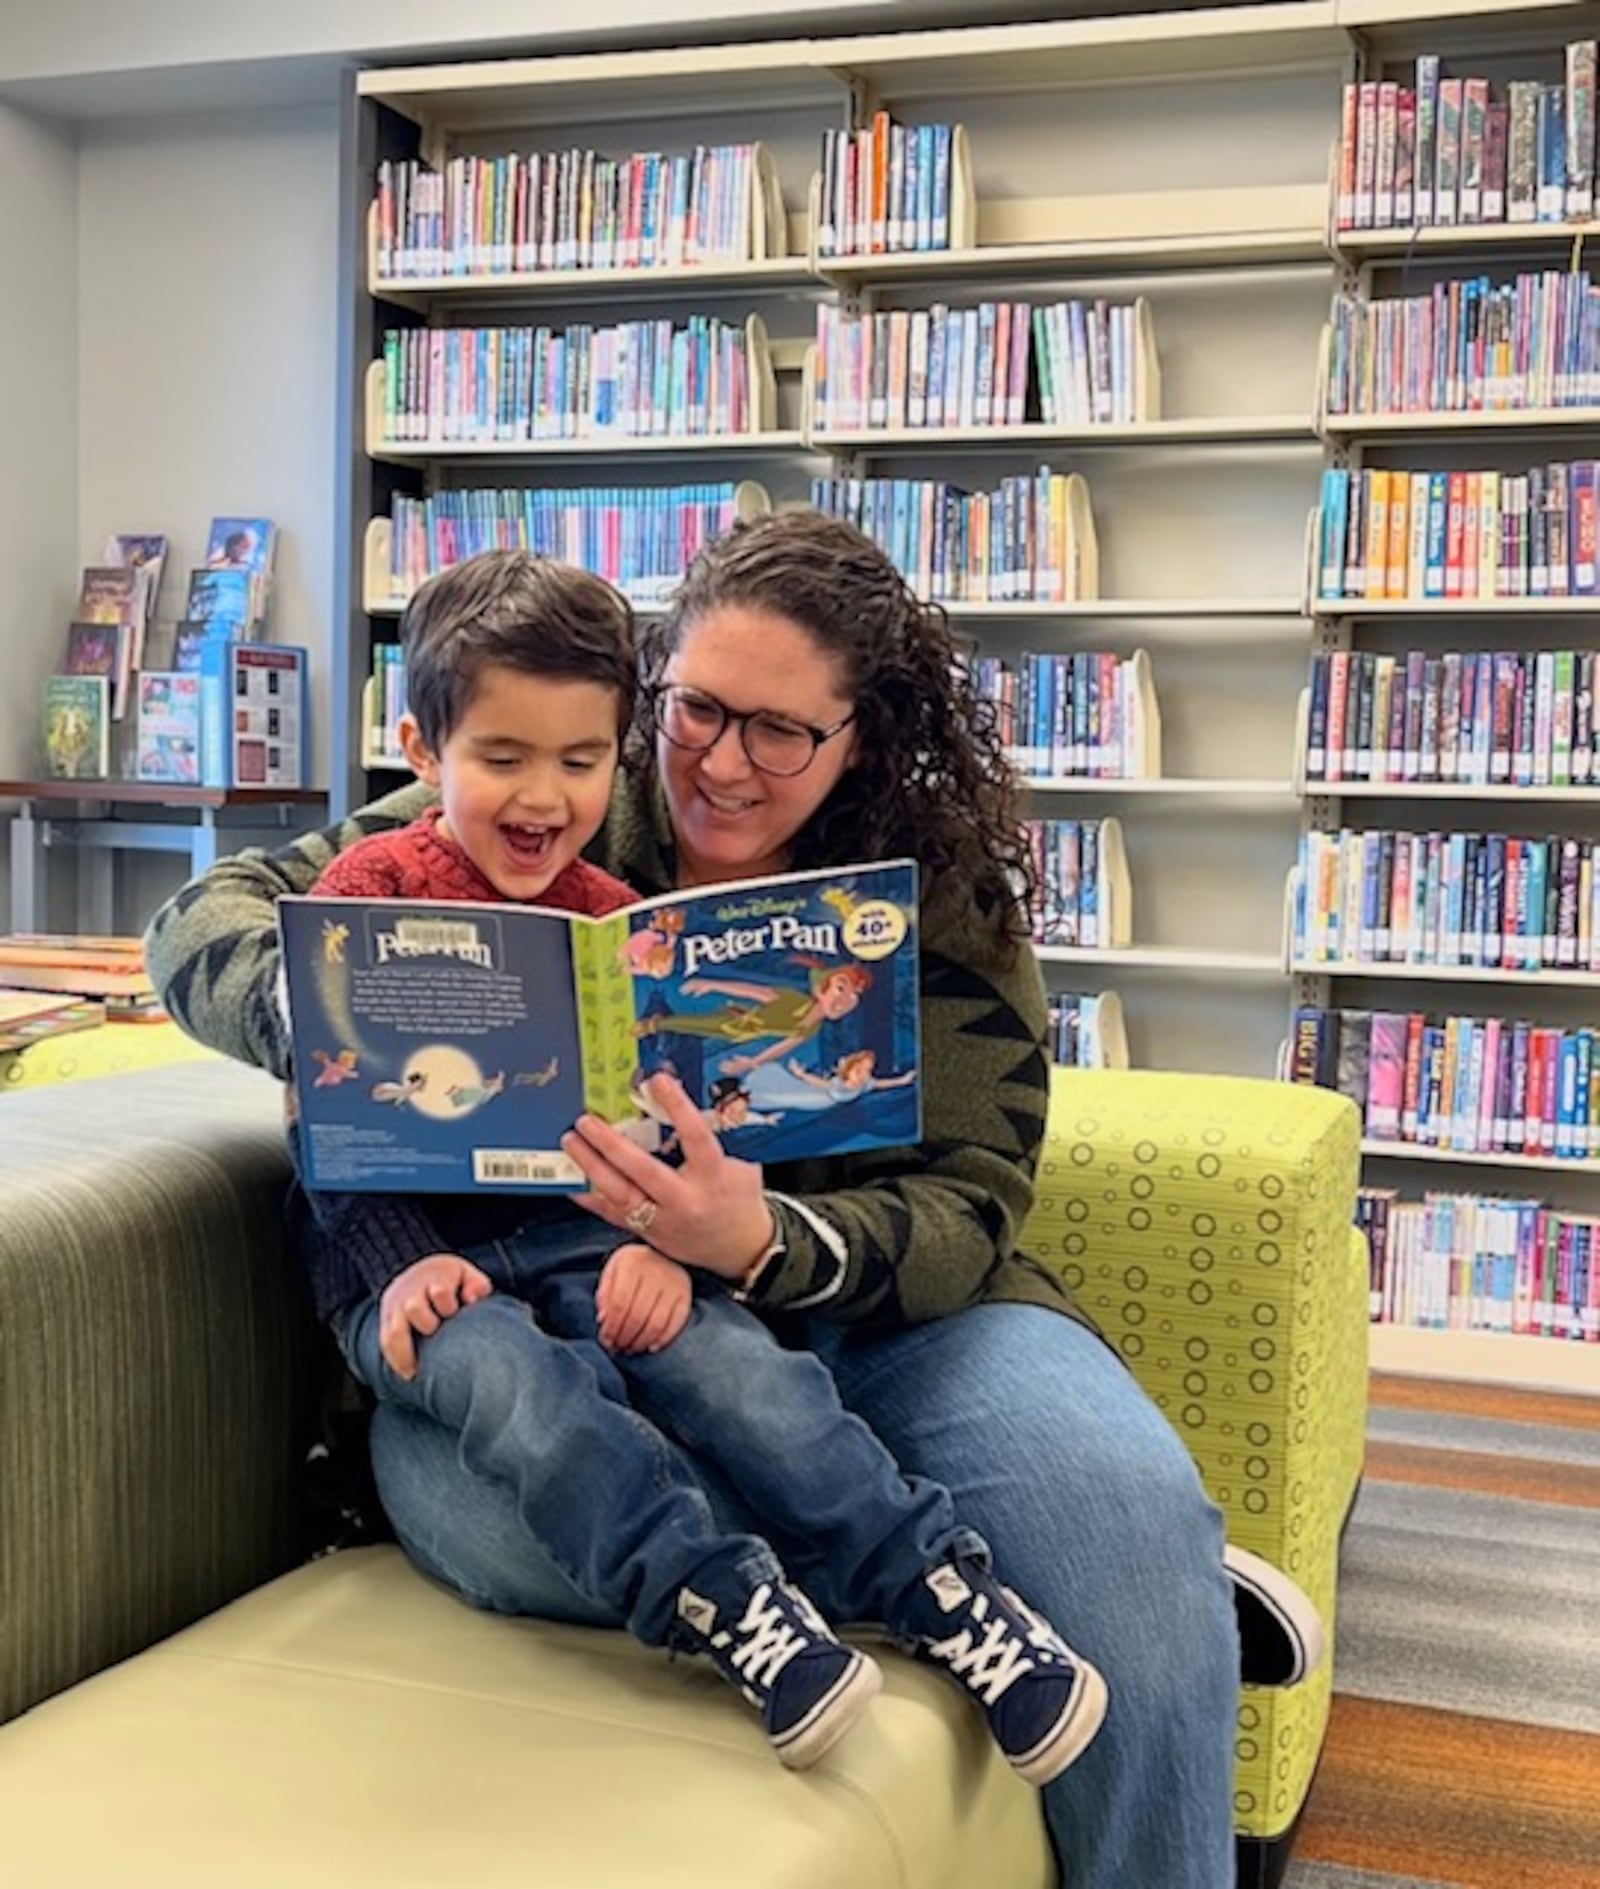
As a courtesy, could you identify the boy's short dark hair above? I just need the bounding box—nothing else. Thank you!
[400,551,637,751]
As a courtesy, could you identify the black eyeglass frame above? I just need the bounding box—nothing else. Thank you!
[648,683,856,778]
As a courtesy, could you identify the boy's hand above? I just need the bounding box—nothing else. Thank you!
[596,1243,692,1355]
[379,1254,493,1380]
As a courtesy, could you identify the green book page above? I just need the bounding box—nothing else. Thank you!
[571,912,637,1121]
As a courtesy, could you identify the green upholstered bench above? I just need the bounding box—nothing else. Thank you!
[0,1058,1365,1885]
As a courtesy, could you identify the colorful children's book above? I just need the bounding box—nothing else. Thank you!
[186,568,254,633]
[201,643,308,788]
[103,532,168,622]
[281,859,921,1195]
[61,620,120,681]
[204,516,277,623]
[41,675,111,779]
[135,672,203,784]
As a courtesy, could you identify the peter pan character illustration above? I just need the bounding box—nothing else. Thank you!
[445,1070,506,1112]
[786,1048,917,1100]
[633,963,873,1075]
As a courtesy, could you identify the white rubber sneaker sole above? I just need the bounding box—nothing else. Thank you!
[772,1649,884,1770]
[1009,1658,1110,1787]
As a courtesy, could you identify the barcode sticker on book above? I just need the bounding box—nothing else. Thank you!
[395,918,483,955]
[473,1149,583,1185]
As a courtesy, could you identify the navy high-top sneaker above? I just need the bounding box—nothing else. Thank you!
[895,1558,1108,1787]
[1225,1543,1327,1688]
[675,1574,882,1769]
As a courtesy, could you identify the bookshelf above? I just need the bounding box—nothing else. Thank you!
[335,3,1338,1100]
[1299,2,1600,1390]
[331,3,1595,1389]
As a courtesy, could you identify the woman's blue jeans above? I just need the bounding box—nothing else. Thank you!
[368,1294,1239,1887]
[337,1217,969,1646]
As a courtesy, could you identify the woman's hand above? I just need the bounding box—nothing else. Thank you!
[561,1073,773,1280]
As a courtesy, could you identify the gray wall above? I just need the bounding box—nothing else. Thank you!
[0,102,78,927]
[73,106,340,930]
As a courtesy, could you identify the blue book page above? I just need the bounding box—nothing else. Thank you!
[281,896,591,1193]
[622,859,922,1165]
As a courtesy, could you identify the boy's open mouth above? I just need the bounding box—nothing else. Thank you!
[501,823,558,867]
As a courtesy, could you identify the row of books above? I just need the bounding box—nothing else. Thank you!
[1291,1004,1600,1159]
[45,647,307,791]
[368,643,407,767]
[373,144,777,279]
[0,934,154,1002]
[378,317,755,445]
[1334,46,1598,232]
[815,116,955,258]
[1304,647,1598,787]
[1292,828,1600,972]
[971,650,1161,780]
[383,483,758,608]
[1322,271,1600,417]
[1313,464,1600,603]
[1358,1188,1599,1341]
[57,523,276,721]
[1047,991,1128,1071]
[1025,818,1132,951]
[807,472,1097,604]
[811,298,1156,433]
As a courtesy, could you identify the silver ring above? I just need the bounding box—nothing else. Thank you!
[624,1197,658,1235]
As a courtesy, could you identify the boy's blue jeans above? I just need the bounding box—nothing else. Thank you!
[334,1215,975,1647]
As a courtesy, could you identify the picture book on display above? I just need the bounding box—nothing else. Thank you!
[204,515,277,622]
[281,860,921,1195]
[134,644,307,788]
[42,676,111,779]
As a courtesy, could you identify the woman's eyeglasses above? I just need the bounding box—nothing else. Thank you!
[650,684,855,778]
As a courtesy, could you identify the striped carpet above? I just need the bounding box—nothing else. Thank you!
[1283,1373,1600,1889]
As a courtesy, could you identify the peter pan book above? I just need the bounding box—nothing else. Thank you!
[280,859,920,1194]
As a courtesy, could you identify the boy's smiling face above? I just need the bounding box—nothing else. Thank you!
[401,664,620,903]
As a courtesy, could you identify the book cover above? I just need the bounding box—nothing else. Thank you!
[135,672,204,785]
[103,532,168,622]
[1365,1010,1408,1140]
[201,643,308,788]
[281,859,921,1195]
[41,675,111,779]
[186,568,255,632]
[61,620,119,681]
[76,565,141,628]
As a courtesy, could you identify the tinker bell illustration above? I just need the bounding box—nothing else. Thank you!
[786,1049,917,1100]
[622,906,686,979]
[310,1047,360,1088]
[634,961,873,1075]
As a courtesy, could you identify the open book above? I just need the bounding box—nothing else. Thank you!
[280,859,920,1194]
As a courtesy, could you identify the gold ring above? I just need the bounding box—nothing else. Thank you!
[624,1198,658,1235]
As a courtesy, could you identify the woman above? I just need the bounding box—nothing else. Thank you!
[146,511,1284,1886]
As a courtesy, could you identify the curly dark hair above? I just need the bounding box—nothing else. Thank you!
[643,510,1034,956]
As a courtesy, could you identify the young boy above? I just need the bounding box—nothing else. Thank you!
[286,549,1110,1780]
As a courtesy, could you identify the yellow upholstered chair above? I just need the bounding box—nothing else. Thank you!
[1025,1068,1369,1875]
